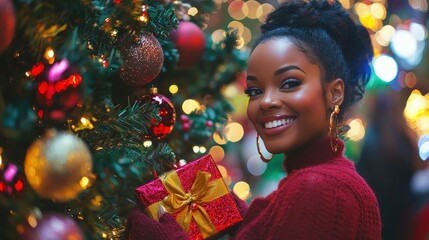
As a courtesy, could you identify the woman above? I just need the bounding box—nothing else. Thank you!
[124,0,382,239]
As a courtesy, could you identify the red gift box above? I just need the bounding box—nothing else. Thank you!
[135,154,243,240]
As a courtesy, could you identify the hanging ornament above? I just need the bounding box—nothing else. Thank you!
[141,87,176,140]
[0,0,15,54]
[20,212,84,240]
[31,58,84,123]
[170,21,205,69]
[119,34,164,86]
[0,163,25,197]
[24,130,93,202]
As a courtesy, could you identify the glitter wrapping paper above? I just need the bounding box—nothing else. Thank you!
[135,155,243,240]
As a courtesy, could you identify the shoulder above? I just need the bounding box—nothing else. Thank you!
[283,157,377,203]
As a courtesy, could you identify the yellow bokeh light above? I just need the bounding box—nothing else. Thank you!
[80,176,90,188]
[242,27,252,45]
[245,0,261,19]
[169,84,179,94]
[209,145,225,162]
[257,3,275,23]
[143,140,152,147]
[217,164,228,178]
[404,90,427,120]
[200,146,207,153]
[182,99,200,114]
[355,2,370,17]
[228,21,244,36]
[346,119,366,142]
[233,181,251,200]
[370,3,386,20]
[44,47,55,64]
[80,117,90,126]
[228,0,248,21]
[193,145,200,153]
[409,0,429,11]
[27,214,38,228]
[225,122,244,142]
[211,29,225,43]
[188,7,198,16]
[359,15,382,32]
[213,132,228,145]
[222,84,239,98]
[339,0,353,9]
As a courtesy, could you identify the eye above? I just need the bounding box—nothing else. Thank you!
[281,79,301,89]
[244,87,262,97]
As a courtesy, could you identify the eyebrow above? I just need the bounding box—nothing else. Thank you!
[275,65,306,76]
[246,65,306,81]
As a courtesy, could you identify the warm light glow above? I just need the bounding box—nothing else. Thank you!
[209,146,225,162]
[225,122,244,142]
[375,25,395,46]
[213,132,227,145]
[217,165,228,178]
[242,27,252,45]
[339,0,352,9]
[80,176,90,188]
[169,84,179,94]
[211,29,226,43]
[199,146,207,153]
[182,99,200,114]
[403,89,429,138]
[346,119,366,141]
[80,117,90,126]
[354,2,370,17]
[188,7,198,16]
[257,3,275,23]
[223,84,239,98]
[228,0,248,20]
[233,181,251,200]
[409,0,428,11]
[405,72,417,88]
[193,146,200,153]
[228,21,244,36]
[245,0,261,19]
[143,140,152,148]
[27,215,38,228]
[370,3,386,20]
[44,47,55,64]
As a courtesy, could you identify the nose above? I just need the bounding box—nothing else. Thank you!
[260,90,282,111]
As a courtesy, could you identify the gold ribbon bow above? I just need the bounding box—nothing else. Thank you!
[146,170,229,238]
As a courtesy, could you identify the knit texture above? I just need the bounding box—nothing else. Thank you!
[230,137,382,240]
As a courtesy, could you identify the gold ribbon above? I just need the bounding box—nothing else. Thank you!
[146,170,228,238]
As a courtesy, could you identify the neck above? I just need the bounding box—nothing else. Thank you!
[283,136,344,173]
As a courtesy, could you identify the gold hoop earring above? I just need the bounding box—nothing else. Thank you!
[329,105,340,153]
[257,134,273,163]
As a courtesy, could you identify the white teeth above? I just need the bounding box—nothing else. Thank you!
[264,118,295,129]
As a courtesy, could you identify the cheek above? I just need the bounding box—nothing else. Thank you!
[293,88,327,124]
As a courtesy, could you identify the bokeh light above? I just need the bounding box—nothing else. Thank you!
[213,132,227,145]
[233,181,251,200]
[169,84,178,94]
[391,29,418,59]
[225,122,244,142]
[247,155,267,176]
[182,99,200,114]
[209,145,225,162]
[257,3,275,23]
[228,0,248,20]
[245,0,261,19]
[373,54,398,82]
[345,119,366,142]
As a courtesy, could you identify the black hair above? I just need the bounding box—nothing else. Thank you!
[254,0,373,124]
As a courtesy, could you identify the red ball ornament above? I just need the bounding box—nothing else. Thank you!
[31,59,84,123]
[0,0,15,54]
[120,34,164,86]
[170,21,205,69]
[141,87,176,140]
[20,212,84,240]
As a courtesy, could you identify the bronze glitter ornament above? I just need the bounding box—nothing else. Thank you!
[24,130,93,202]
[120,34,164,86]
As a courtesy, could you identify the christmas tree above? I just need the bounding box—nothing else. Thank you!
[0,0,247,239]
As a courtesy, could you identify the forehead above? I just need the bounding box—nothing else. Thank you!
[248,37,318,75]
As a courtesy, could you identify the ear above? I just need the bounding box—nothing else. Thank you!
[326,78,344,108]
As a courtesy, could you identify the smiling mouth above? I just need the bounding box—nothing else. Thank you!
[263,117,296,129]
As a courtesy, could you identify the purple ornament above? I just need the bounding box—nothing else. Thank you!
[20,213,84,240]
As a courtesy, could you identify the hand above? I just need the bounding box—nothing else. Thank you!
[123,207,188,240]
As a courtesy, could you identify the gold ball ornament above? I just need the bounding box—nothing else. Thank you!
[24,130,93,202]
[120,34,164,86]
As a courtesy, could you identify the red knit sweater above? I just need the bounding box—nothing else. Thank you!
[230,137,382,240]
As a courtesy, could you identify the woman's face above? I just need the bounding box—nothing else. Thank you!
[246,37,331,154]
